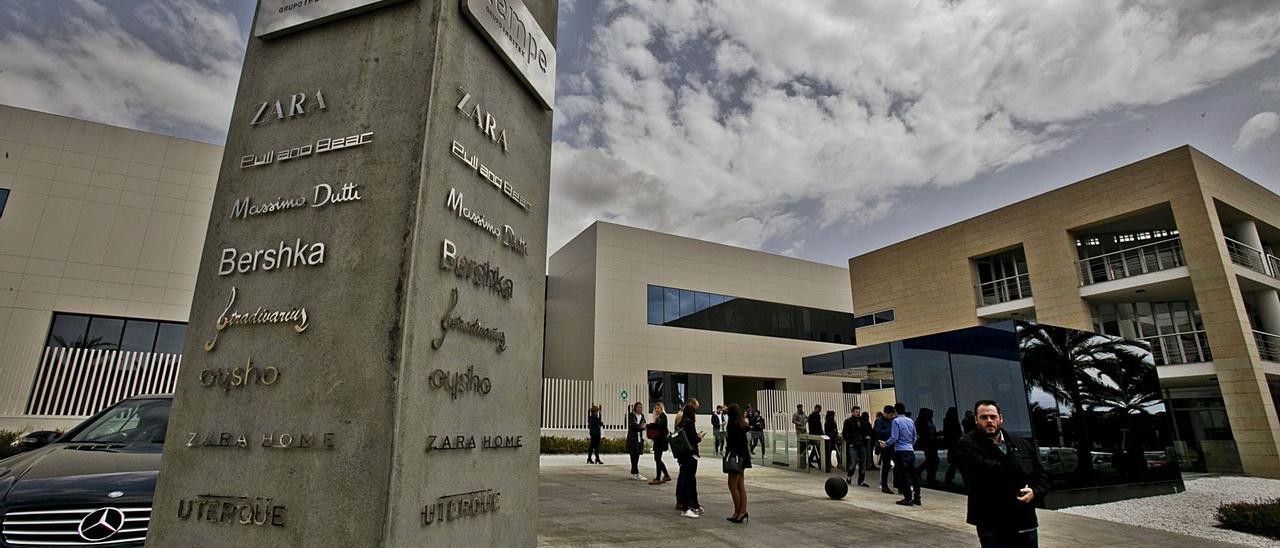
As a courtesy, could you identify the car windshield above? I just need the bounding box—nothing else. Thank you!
[69,399,171,444]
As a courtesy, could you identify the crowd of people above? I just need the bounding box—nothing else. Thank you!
[587,398,1049,547]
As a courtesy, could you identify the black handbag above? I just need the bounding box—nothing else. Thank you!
[669,428,691,459]
[723,452,744,474]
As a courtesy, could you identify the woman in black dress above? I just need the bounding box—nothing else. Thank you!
[587,404,603,464]
[649,402,671,484]
[626,402,647,481]
[724,403,751,523]
[824,410,840,471]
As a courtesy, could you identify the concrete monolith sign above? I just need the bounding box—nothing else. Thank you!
[148,0,555,545]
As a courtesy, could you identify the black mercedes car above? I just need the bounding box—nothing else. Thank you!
[0,395,170,547]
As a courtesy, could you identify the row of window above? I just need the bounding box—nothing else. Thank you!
[645,285,856,344]
[47,312,187,354]
[647,370,712,412]
[853,309,895,329]
[1075,229,1179,248]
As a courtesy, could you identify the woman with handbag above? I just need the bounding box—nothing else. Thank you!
[724,403,751,523]
[648,402,672,484]
[626,402,647,481]
[674,398,706,518]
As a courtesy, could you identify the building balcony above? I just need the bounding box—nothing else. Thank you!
[1076,238,1185,286]
[1254,330,1280,363]
[976,272,1032,306]
[1225,237,1280,279]
[1142,330,1212,366]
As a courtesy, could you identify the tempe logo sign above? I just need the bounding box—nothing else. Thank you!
[255,0,407,39]
[463,0,557,110]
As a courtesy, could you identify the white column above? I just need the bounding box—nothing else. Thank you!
[1234,219,1265,250]
[1255,289,1280,335]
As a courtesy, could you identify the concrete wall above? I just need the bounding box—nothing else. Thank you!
[848,145,1280,477]
[547,221,855,409]
[544,223,596,380]
[0,104,220,426]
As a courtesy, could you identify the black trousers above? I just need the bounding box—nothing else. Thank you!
[654,449,670,480]
[676,458,700,509]
[588,435,601,462]
[977,526,1038,548]
[629,450,641,475]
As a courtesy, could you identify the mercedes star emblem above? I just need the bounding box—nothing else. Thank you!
[77,507,126,542]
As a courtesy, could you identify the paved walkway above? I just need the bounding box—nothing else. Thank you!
[536,455,1242,547]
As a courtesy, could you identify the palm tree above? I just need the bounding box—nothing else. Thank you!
[51,335,116,350]
[1016,322,1151,483]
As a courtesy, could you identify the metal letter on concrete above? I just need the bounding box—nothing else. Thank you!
[149,1,556,545]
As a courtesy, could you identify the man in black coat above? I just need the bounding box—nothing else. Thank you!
[955,400,1049,548]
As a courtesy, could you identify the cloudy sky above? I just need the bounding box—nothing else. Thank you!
[2,1,1278,266]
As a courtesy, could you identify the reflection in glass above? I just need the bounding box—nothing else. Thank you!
[155,324,187,354]
[86,318,125,350]
[121,320,159,352]
[646,284,855,344]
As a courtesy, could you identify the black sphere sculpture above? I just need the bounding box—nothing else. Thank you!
[824,477,848,500]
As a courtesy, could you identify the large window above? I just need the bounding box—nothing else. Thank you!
[0,188,9,219]
[646,285,856,344]
[1092,301,1210,365]
[648,370,712,412]
[47,312,187,354]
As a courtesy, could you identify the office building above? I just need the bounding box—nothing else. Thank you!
[0,104,222,431]
[544,221,856,412]
[845,146,1280,478]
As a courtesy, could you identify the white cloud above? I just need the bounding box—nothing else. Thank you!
[550,0,1280,255]
[0,1,244,144]
[1261,77,1280,93]
[1234,112,1279,151]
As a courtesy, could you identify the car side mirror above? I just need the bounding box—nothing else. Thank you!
[20,431,60,449]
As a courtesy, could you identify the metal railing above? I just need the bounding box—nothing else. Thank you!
[540,378,647,431]
[1076,238,1185,286]
[1225,237,1270,276]
[25,347,182,417]
[1254,331,1280,362]
[976,272,1032,306]
[1141,330,1211,365]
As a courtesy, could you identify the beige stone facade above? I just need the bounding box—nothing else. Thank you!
[545,221,854,408]
[849,146,1280,478]
[0,104,221,429]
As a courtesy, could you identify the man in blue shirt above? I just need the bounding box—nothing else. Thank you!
[880,402,920,506]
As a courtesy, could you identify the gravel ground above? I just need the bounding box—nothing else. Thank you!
[1059,476,1280,547]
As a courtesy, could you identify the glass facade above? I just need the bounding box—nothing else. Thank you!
[646,285,855,344]
[804,321,1183,508]
[647,370,712,412]
[47,312,187,354]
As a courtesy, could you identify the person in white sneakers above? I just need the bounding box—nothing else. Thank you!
[626,402,647,481]
[675,399,707,518]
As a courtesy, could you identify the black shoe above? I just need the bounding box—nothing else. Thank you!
[859,482,870,487]
[912,499,921,506]
[881,486,893,494]
[846,476,853,485]
[895,499,913,506]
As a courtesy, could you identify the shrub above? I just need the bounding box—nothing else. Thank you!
[0,430,26,461]
[0,430,23,448]
[540,436,629,454]
[1216,498,1280,540]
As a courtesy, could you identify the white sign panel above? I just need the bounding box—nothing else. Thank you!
[462,0,557,110]
[256,0,407,39]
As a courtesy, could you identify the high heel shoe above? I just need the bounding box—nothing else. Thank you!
[728,512,748,523]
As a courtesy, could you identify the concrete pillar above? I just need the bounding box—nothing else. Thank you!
[1254,289,1280,335]
[1233,219,1264,250]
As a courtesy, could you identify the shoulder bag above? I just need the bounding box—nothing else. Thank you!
[723,451,744,474]
[669,428,691,459]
